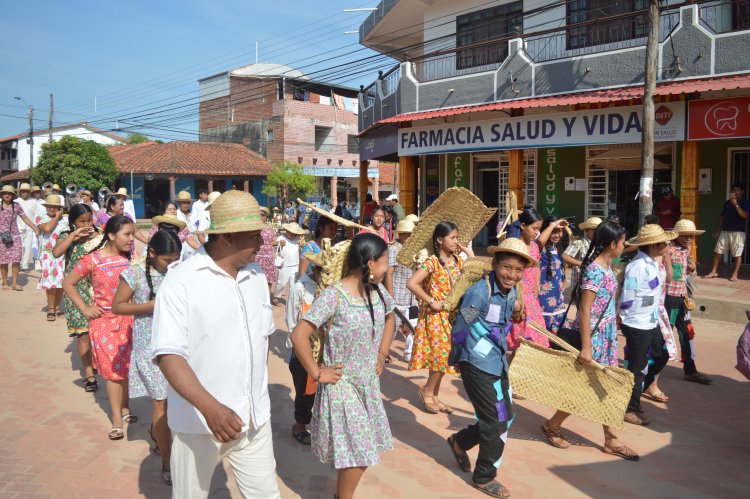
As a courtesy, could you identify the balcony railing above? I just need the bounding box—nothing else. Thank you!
[700,0,750,33]
[381,65,400,96]
[0,159,19,171]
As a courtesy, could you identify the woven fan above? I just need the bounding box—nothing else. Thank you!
[443,257,493,312]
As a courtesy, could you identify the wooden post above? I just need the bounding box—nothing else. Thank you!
[681,140,699,260]
[169,176,176,201]
[243,179,250,192]
[359,160,368,224]
[331,175,338,207]
[639,0,660,225]
[399,156,417,215]
[208,180,214,192]
[508,149,525,209]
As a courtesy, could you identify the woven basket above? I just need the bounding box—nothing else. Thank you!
[443,257,493,312]
[508,323,634,429]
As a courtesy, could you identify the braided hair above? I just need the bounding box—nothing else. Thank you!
[575,220,626,300]
[144,229,182,300]
[540,216,570,281]
[87,214,134,258]
[432,221,458,269]
[345,233,389,338]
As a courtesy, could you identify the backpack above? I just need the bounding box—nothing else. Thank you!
[736,310,750,380]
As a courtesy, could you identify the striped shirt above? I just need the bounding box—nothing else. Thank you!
[665,243,689,297]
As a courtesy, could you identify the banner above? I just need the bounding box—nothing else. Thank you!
[688,96,750,140]
[398,102,685,155]
[541,149,558,217]
[446,153,469,189]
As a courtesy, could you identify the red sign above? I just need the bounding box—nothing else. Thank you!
[655,106,673,126]
[688,96,750,140]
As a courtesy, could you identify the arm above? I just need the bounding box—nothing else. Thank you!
[663,251,673,283]
[536,220,562,247]
[62,268,104,319]
[732,199,748,220]
[134,229,149,245]
[285,284,301,331]
[407,267,442,312]
[376,312,395,375]
[290,320,342,384]
[38,210,62,234]
[298,255,311,277]
[713,215,724,238]
[111,277,153,316]
[577,289,596,363]
[53,228,86,258]
[562,253,582,267]
[185,235,201,250]
[20,213,39,234]
[385,266,395,296]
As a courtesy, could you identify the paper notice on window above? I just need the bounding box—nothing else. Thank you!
[640,177,653,199]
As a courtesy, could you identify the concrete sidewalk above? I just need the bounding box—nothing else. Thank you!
[1,269,749,498]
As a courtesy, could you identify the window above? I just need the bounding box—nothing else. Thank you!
[277,81,285,100]
[567,0,647,50]
[293,85,310,102]
[267,129,275,142]
[347,134,359,154]
[315,126,334,152]
[456,2,523,70]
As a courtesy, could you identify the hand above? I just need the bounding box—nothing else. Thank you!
[712,230,720,239]
[83,305,105,319]
[280,240,286,247]
[729,192,736,202]
[318,364,343,384]
[577,347,593,365]
[72,227,94,242]
[376,354,386,376]
[429,300,444,312]
[556,219,569,228]
[203,401,244,443]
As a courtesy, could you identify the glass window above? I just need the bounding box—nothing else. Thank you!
[456,2,523,70]
[567,0,648,50]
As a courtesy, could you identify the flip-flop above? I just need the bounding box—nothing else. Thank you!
[122,413,138,424]
[702,273,719,279]
[446,435,471,472]
[602,444,640,461]
[1,285,9,291]
[11,285,23,291]
[642,391,669,403]
[292,428,311,446]
[108,427,125,440]
[471,480,510,498]
[684,372,713,385]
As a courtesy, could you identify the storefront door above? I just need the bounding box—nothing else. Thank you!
[730,150,750,264]
[474,163,499,247]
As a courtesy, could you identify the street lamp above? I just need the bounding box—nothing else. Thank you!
[14,97,34,169]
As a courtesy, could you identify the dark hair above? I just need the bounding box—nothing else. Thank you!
[731,181,744,191]
[644,214,660,225]
[345,233,389,338]
[157,222,181,232]
[198,189,208,195]
[163,201,178,214]
[69,203,94,229]
[88,214,134,258]
[518,207,543,226]
[366,193,373,202]
[314,215,335,239]
[105,195,121,213]
[432,221,458,268]
[493,251,528,266]
[577,220,627,299]
[540,216,570,281]
[145,229,181,300]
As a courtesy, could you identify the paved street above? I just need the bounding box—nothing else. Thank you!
[1,269,749,499]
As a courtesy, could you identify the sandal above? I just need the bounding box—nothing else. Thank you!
[83,376,98,392]
[472,480,511,498]
[435,398,453,414]
[46,311,56,322]
[108,427,125,440]
[624,412,650,426]
[541,423,570,449]
[122,412,138,424]
[684,372,713,385]
[292,428,312,446]
[148,424,160,454]
[642,391,669,403]
[12,285,23,291]
[417,388,440,414]
[603,444,640,461]
[446,435,471,472]
[1,285,9,291]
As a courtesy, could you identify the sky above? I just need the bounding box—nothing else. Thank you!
[0,0,392,141]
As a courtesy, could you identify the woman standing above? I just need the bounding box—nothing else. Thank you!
[364,206,390,243]
[407,221,472,414]
[62,215,136,440]
[538,216,569,334]
[112,229,181,484]
[540,220,639,460]
[291,233,395,499]
[36,194,69,320]
[255,207,279,294]
[53,204,102,392]
[96,195,132,228]
[1,185,39,290]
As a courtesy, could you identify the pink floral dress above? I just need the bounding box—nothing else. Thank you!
[36,214,68,290]
[508,242,548,349]
[255,227,277,286]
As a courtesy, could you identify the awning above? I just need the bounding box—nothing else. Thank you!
[362,74,750,133]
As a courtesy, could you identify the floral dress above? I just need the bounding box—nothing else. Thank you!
[255,226,277,286]
[539,245,566,334]
[508,242,548,349]
[73,251,133,380]
[303,282,395,468]
[408,255,463,375]
[61,233,103,336]
[120,258,169,400]
[36,214,68,290]
[566,262,618,366]
[0,203,24,264]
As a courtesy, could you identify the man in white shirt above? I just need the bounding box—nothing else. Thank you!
[272,222,307,304]
[116,187,137,221]
[175,190,193,225]
[14,183,38,271]
[152,190,281,499]
[191,190,209,228]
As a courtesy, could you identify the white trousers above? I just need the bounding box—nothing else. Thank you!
[273,266,297,298]
[19,229,34,268]
[171,421,281,499]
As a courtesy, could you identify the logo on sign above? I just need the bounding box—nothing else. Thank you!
[705,101,739,136]
[655,106,673,126]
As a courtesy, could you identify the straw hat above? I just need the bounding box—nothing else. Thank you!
[296,198,367,230]
[152,215,187,230]
[201,190,265,234]
[311,238,352,292]
[42,194,65,208]
[1,185,17,197]
[405,214,419,223]
[488,238,538,267]
[80,189,93,197]
[396,187,497,267]
[626,224,678,246]
[116,187,128,198]
[18,183,31,192]
[395,219,415,234]
[673,219,705,236]
[443,257,494,312]
[205,191,221,209]
[272,206,280,212]
[51,184,62,192]
[30,185,41,193]
[176,190,192,202]
[282,222,309,236]
[579,217,603,230]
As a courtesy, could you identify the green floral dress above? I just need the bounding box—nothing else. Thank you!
[61,232,103,337]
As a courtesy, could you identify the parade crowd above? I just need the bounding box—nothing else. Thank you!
[0,179,748,499]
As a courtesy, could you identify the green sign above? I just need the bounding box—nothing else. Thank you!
[542,148,558,216]
[447,153,470,189]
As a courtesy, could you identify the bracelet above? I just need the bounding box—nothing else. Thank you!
[313,370,322,383]
[378,351,388,359]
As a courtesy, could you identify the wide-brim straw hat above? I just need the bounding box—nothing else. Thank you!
[579,217,603,230]
[42,194,65,208]
[626,224,678,246]
[396,187,497,267]
[443,257,494,312]
[405,214,419,223]
[488,237,538,267]
[116,187,129,198]
[205,191,221,209]
[152,215,187,230]
[201,190,265,234]
[30,185,42,193]
[673,219,705,236]
[282,222,309,236]
[80,190,93,197]
[176,190,192,202]
[395,219,415,233]
[18,183,31,191]
[296,198,367,230]
[1,185,17,197]
[51,184,62,192]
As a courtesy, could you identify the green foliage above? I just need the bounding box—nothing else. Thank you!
[262,161,316,206]
[127,133,151,144]
[31,135,119,189]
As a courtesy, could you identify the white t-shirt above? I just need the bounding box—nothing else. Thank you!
[14,198,38,228]
[277,234,300,269]
[123,199,136,221]
[191,200,209,227]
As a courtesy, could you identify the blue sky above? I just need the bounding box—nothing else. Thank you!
[0,0,391,140]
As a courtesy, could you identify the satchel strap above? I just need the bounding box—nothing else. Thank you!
[563,270,614,335]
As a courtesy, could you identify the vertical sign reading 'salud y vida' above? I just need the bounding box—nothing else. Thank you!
[447,153,470,188]
[543,149,558,216]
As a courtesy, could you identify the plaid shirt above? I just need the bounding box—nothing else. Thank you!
[665,243,689,297]
[388,241,415,306]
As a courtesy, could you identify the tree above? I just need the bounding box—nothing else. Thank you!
[127,133,150,144]
[31,135,119,190]
[262,161,316,207]
[639,0,659,225]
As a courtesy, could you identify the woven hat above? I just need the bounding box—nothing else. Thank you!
[313,238,352,292]
[152,215,187,230]
[201,190,265,234]
[272,206,280,212]
[115,187,128,198]
[303,248,326,268]
[205,191,221,209]
[51,184,62,192]
[405,214,419,223]
[443,257,493,312]
[395,219,415,233]
[282,222,309,236]
[673,219,705,236]
[176,190,192,202]
[488,238,538,267]
[579,217,603,230]
[30,185,42,193]
[626,224,678,246]
[396,187,497,267]
[296,198,367,230]
[18,183,31,191]
[1,185,17,197]
[42,194,64,208]
[80,190,93,197]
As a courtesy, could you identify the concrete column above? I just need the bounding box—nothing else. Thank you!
[169,176,176,201]
[680,140,699,260]
[399,156,417,216]
[508,149,525,209]
[243,179,250,192]
[359,160,368,224]
[208,180,214,193]
[331,175,338,207]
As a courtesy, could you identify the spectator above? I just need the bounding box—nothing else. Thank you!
[191,190,209,227]
[705,182,749,282]
[363,193,378,224]
[386,194,405,222]
[654,185,680,230]
[284,202,295,223]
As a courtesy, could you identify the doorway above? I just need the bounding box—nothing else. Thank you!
[144,179,170,218]
[730,149,750,264]
[474,164,499,247]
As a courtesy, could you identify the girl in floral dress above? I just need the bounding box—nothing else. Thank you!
[538,216,569,334]
[256,208,279,293]
[53,204,102,392]
[541,220,640,461]
[112,229,181,485]
[36,195,69,320]
[290,233,395,499]
[62,215,136,441]
[407,221,473,415]
[0,185,38,291]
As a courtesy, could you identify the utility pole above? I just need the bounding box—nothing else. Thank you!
[28,105,34,169]
[639,0,659,225]
[49,94,54,141]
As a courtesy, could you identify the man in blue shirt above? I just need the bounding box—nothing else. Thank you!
[446,239,535,498]
[705,182,749,282]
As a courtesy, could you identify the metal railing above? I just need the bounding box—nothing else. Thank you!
[0,159,19,171]
[700,0,750,33]
[380,65,401,96]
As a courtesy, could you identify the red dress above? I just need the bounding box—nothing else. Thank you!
[508,242,549,350]
[73,251,134,381]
